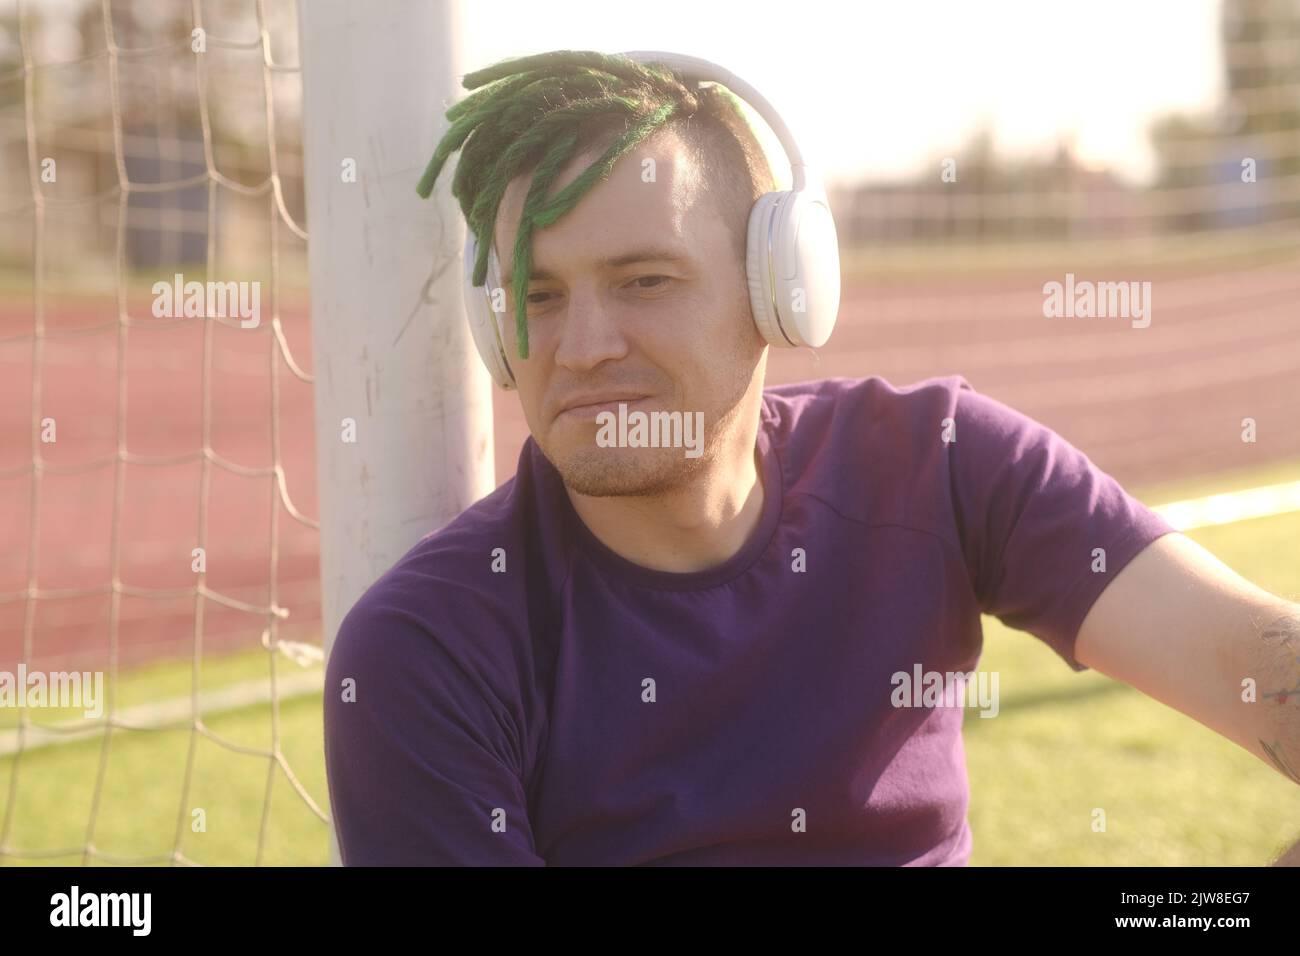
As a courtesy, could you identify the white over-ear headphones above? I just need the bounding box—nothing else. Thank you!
[461,50,841,391]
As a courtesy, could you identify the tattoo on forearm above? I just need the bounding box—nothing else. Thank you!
[1259,738,1300,785]
[1255,607,1300,785]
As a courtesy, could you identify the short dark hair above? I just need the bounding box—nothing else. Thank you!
[573,83,775,263]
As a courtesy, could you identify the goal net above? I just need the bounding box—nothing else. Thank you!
[0,0,327,866]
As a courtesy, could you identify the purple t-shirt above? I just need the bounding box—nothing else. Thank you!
[323,374,1175,865]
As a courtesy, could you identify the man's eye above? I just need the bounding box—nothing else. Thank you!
[629,276,670,290]
[522,278,671,307]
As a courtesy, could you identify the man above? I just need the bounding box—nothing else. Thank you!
[323,50,1300,865]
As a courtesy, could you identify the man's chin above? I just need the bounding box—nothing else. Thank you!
[549,447,699,499]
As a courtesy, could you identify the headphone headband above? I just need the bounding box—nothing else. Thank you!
[617,50,811,192]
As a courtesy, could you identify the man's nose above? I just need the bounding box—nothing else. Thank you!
[552,286,630,373]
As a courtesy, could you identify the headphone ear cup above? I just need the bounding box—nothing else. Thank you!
[745,189,841,349]
[463,230,516,390]
[745,192,789,347]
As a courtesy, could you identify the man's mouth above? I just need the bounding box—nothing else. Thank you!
[556,394,652,421]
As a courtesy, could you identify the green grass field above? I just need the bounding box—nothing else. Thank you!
[2,457,1299,866]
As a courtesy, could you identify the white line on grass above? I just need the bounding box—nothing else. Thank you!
[1152,479,1300,531]
[0,670,323,757]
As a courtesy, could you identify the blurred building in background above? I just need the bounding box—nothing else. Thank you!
[830,0,1300,246]
[0,0,303,277]
[2,0,1296,269]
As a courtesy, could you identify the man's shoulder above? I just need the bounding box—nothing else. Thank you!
[762,372,973,409]
[328,469,548,680]
[760,374,975,523]
[762,373,974,444]
[322,475,549,801]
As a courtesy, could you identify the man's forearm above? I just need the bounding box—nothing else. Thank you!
[1271,834,1300,866]
[1250,604,1300,786]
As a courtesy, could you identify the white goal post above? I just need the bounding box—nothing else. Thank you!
[297,0,495,863]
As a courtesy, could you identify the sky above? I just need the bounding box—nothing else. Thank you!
[457,0,1225,188]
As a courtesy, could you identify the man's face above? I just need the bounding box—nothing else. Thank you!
[493,129,767,498]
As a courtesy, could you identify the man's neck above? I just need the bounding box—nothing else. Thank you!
[564,403,766,575]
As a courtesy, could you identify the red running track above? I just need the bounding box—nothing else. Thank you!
[2,261,1298,670]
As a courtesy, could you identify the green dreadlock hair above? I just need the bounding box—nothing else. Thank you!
[415,49,760,361]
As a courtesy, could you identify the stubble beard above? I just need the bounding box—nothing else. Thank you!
[544,359,758,500]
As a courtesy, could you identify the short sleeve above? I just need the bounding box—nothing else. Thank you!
[947,381,1176,671]
[323,597,546,866]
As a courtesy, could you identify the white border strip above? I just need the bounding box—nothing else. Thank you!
[0,670,322,757]
[1151,479,1300,531]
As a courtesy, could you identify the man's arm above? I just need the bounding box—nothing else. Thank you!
[1272,835,1300,865]
[324,602,547,866]
[1074,531,1300,786]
